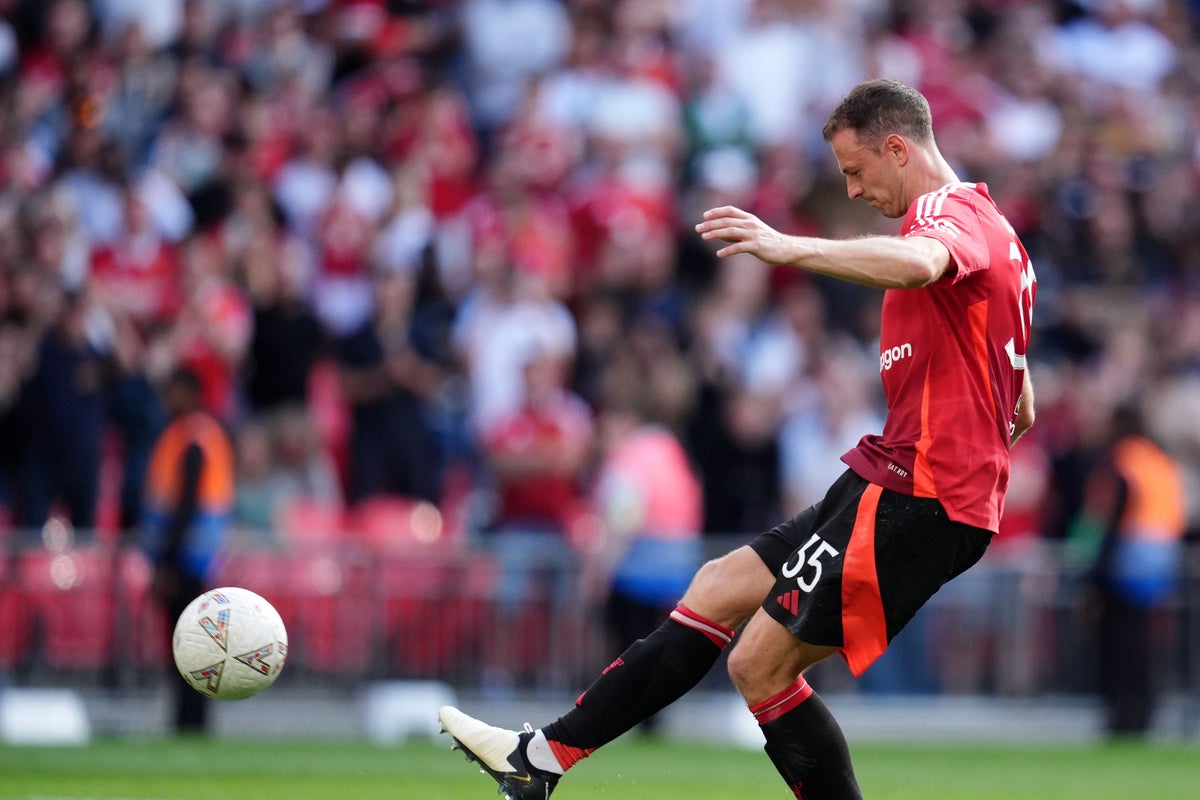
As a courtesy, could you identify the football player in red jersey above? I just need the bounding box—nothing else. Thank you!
[440,78,1036,800]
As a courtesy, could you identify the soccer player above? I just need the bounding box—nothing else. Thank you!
[439,78,1038,800]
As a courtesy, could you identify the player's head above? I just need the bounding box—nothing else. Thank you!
[822,79,939,218]
[822,79,934,149]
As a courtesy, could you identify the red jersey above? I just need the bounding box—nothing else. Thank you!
[484,391,595,529]
[841,182,1036,533]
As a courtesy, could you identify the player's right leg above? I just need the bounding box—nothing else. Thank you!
[735,473,992,799]
[439,545,774,798]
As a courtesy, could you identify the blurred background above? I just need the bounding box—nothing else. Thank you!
[0,0,1198,746]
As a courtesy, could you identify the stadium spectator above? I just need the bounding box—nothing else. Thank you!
[335,263,446,504]
[103,19,179,166]
[89,185,183,325]
[778,335,884,516]
[453,260,577,438]
[160,233,252,424]
[232,406,343,541]
[149,65,234,201]
[238,202,323,415]
[231,416,278,536]
[479,335,595,688]
[688,253,785,533]
[272,106,341,245]
[457,0,571,146]
[139,366,235,733]
[93,0,185,54]
[106,307,167,531]
[11,285,109,530]
[587,377,703,730]
[1068,401,1187,737]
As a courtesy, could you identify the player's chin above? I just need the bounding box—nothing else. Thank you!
[863,197,898,218]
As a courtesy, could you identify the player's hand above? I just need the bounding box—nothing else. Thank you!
[1010,371,1035,445]
[695,206,793,263]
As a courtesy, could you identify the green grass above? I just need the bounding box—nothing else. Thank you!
[0,736,1197,800]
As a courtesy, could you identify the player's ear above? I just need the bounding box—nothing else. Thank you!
[884,134,908,165]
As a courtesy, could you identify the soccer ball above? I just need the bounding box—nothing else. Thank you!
[172,586,289,701]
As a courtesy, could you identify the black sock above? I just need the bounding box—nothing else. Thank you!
[542,606,734,769]
[751,677,862,800]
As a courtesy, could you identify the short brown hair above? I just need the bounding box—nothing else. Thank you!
[822,79,934,149]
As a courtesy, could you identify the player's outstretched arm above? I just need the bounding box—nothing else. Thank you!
[696,205,950,289]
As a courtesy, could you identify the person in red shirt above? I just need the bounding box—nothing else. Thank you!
[481,340,594,591]
[441,79,1037,800]
[479,339,594,688]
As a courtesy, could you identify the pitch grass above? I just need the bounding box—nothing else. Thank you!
[1,736,1198,800]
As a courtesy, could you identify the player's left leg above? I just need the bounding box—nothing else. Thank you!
[728,610,861,800]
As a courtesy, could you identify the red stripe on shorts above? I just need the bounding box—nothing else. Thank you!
[840,482,887,676]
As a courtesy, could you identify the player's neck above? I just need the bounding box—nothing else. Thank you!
[905,147,961,205]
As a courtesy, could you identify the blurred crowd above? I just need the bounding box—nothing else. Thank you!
[1,0,1200,559]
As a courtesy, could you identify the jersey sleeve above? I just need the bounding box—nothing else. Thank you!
[903,190,988,283]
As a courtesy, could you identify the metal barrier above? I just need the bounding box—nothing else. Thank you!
[0,531,1196,718]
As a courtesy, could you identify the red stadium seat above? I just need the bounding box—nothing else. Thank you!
[273,497,345,548]
[0,554,29,669]
[378,552,495,678]
[284,552,376,676]
[214,549,297,628]
[20,545,117,670]
[116,547,170,667]
[349,495,460,555]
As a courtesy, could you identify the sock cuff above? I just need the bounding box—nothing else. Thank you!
[670,605,735,648]
[749,676,814,725]
[547,738,594,771]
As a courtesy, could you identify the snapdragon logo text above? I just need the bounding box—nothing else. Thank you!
[880,342,913,372]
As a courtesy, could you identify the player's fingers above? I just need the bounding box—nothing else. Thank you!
[702,205,749,220]
[715,241,751,258]
[697,223,749,242]
[695,217,729,234]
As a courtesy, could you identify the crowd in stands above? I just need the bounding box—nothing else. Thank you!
[1,0,1199,565]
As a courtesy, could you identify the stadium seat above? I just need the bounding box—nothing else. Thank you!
[273,497,345,548]
[284,551,376,676]
[19,546,117,670]
[115,548,171,667]
[378,552,495,678]
[215,549,297,629]
[306,359,351,489]
[348,494,460,555]
[0,554,29,669]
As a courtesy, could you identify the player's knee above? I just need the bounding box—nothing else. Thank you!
[725,641,759,693]
[725,637,803,701]
[685,557,727,597]
[679,550,768,630]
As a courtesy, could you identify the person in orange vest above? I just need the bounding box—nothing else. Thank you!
[1069,402,1187,737]
[139,366,236,733]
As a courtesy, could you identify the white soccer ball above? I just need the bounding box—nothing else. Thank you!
[172,586,289,701]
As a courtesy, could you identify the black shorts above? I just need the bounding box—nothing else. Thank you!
[749,469,992,676]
